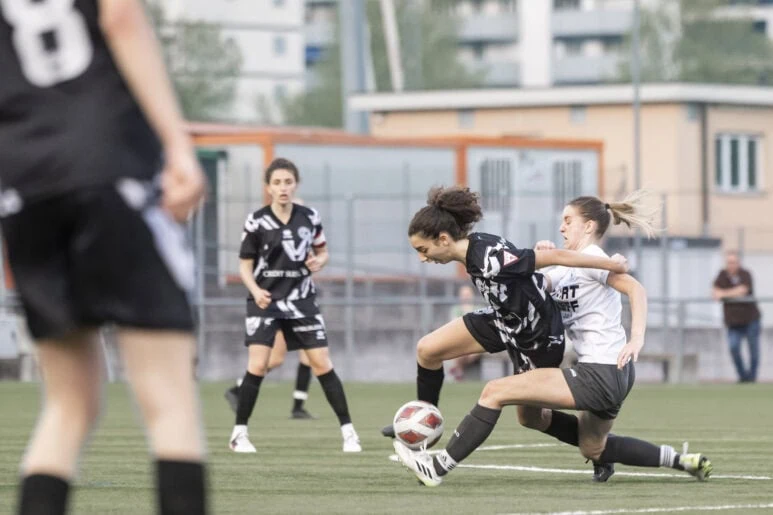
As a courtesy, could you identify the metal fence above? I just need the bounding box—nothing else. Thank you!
[1,188,772,383]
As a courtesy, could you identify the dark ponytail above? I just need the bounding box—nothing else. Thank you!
[408,186,482,240]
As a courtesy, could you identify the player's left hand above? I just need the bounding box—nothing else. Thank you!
[616,338,643,369]
[305,254,323,273]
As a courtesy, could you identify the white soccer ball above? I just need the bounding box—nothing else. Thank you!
[393,400,444,450]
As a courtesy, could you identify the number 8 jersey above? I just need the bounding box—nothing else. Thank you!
[0,0,161,206]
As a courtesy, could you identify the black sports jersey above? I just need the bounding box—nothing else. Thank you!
[466,232,562,352]
[239,203,326,318]
[0,0,161,205]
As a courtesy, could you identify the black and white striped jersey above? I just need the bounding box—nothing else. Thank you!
[239,203,326,318]
[466,232,563,352]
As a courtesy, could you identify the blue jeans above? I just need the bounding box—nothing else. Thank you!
[727,319,761,382]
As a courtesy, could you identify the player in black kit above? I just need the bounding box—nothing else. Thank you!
[384,187,626,473]
[0,1,207,514]
[383,186,626,435]
[229,158,361,453]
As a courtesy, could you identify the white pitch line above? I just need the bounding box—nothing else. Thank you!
[460,463,771,481]
[387,443,557,462]
[500,502,773,515]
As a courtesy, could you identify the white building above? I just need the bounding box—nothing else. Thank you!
[163,0,306,122]
[306,0,773,88]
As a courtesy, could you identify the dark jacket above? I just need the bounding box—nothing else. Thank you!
[713,268,761,327]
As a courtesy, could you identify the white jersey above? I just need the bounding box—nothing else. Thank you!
[544,244,626,365]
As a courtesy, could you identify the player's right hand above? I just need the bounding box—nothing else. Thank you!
[161,142,207,223]
[534,240,556,251]
[254,288,272,309]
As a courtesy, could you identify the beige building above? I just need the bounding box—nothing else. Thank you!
[350,83,773,250]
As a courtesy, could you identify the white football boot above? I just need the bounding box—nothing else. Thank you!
[392,440,442,487]
[341,423,362,453]
[229,425,257,453]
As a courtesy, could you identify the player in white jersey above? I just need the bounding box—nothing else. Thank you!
[393,191,713,487]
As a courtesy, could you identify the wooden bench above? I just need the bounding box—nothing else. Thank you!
[637,353,699,384]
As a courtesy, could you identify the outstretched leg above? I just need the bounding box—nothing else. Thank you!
[578,411,713,481]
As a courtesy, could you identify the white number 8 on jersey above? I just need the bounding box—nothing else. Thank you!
[0,0,93,87]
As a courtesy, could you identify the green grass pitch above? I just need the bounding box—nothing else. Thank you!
[1,381,771,514]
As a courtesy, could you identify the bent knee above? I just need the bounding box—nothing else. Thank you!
[417,335,446,365]
[247,362,269,376]
[579,440,606,461]
[479,379,507,408]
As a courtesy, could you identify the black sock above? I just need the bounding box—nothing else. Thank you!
[317,369,352,425]
[598,434,661,467]
[292,363,312,412]
[542,410,579,447]
[417,363,444,406]
[157,460,207,515]
[433,403,501,476]
[235,371,263,425]
[18,474,70,515]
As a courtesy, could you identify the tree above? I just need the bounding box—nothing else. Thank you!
[618,0,773,85]
[279,0,480,127]
[146,2,243,121]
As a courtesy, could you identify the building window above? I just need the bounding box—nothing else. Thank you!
[554,0,581,10]
[480,158,512,211]
[499,0,517,12]
[273,36,286,56]
[570,105,586,124]
[458,109,475,129]
[715,133,762,193]
[564,39,584,56]
[471,42,485,60]
[274,83,287,101]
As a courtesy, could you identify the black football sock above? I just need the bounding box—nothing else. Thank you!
[417,363,444,406]
[18,474,70,515]
[317,369,352,425]
[292,363,312,412]
[598,434,661,467]
[433,403,501,476]
[235,371,263,425]
[542,410,579,447]
[157,460,207,515]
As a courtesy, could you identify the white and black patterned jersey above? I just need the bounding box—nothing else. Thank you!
[466,232,563,352]
[0,0,161,206]
[239,203,326,318]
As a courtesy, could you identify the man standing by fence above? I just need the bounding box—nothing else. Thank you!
[712,251,761,383]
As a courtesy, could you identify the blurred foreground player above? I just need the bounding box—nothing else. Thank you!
[0,1,208,513]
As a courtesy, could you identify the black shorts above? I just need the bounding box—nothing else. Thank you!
[0,183,194,340]
[562,361,636,420]
[244,300,328,350]
[463,308,565,374]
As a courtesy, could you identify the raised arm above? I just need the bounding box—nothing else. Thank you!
[535,249,628,275]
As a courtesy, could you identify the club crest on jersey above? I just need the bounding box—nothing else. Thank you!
[503,251,519,267]
[297,226,311,241]
[283,229,293,239]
